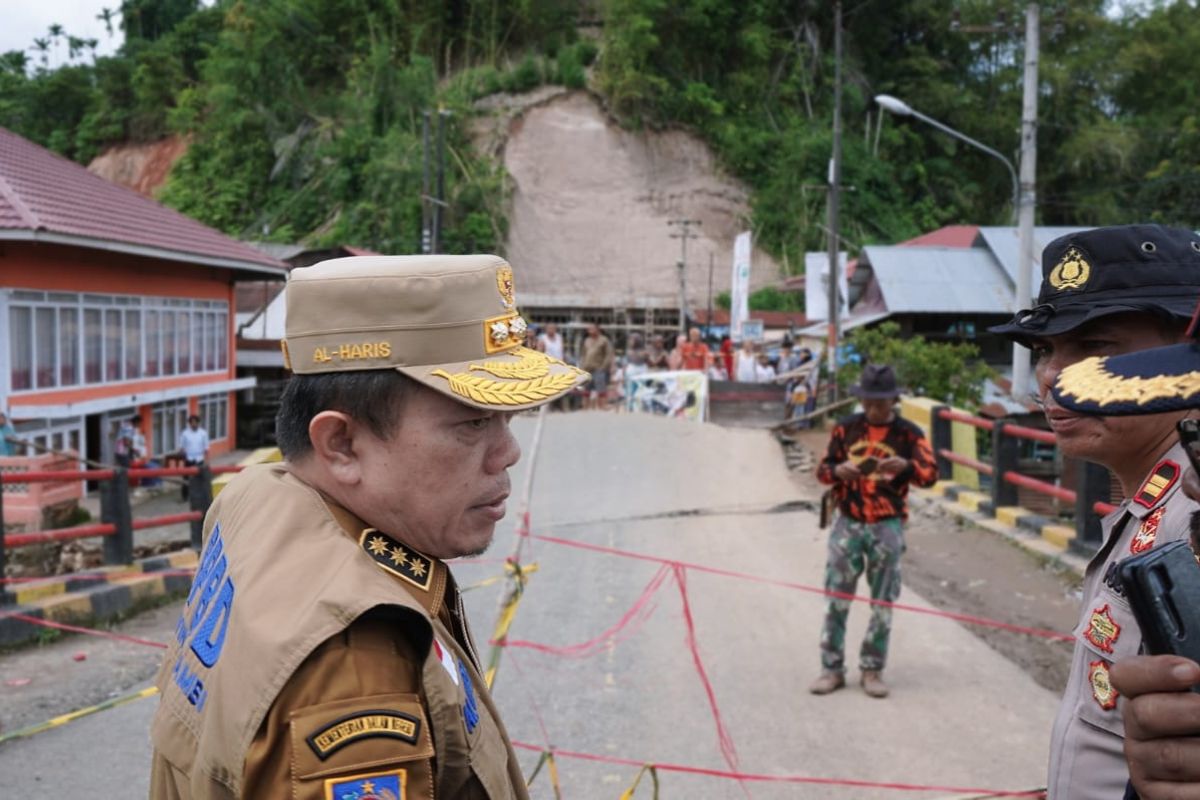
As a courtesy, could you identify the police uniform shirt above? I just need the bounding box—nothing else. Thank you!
[148,463,529,800]
[1046,443,1198,799]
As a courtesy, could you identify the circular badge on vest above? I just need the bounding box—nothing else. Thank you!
[1089,659,1118,710]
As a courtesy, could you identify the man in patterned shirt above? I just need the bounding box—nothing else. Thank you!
[810,364,938,698]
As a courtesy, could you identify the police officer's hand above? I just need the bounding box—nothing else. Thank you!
[1111,654,1200,797]
[833,461,862,481]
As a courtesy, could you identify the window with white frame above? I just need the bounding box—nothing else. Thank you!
[198,392,229,441]
[152,399,189,459]
[5,291,229,393]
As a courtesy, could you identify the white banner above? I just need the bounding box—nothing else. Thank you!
[730,231,752,340]
[624,370,709,423]
[804,251,849,321]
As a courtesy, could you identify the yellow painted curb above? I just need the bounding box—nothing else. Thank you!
[39,593,93,621]
[13,581,66,605]
[1042,524,1075,550]
[113,573,166,601]
[954,491,988,512]
[994,506,1029,527]
[164,550,199,569]
[932,481,960,495]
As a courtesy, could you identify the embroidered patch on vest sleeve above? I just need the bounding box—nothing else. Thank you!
[1134,460,1181,508]
[324,768,407,800]
[1131,506,1166,555]
[307,710,421,760]
[359,529,434,592]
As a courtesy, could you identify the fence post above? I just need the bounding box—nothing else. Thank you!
[188,465,212,550]
[0,482,8,605]
[100,469,134,565]
[991,421,1021,509]
[930,405,953,482]
[1072,461,1110,557]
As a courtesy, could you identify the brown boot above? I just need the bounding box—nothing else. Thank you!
[860,670,889,698]
[808,671,845,695]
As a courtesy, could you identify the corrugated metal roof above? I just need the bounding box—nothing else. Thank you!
[977,225,1092,292]
[902,224,980,248]
[861,245,1012,314]
[0,126,284,274]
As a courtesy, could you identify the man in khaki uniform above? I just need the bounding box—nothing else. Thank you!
[149,255,587,799]
[990,225,1200,798]
[1052,301,1200,800]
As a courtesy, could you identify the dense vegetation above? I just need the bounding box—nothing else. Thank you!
[2,0,1199,267]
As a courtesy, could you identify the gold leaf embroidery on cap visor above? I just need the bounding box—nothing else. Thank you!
[431,368,580,406]
[470,347,551,379]
[1048,245,1092,291]
[1056,356,1200,406]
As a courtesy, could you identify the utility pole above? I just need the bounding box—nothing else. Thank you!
[1012,4,1040,401]
[421,111,431,254]
[431,109,451,254]
[706,252,715,339]
[668,218,701,335]
[826,1,843,403]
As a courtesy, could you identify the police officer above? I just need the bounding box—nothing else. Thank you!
[990,224,1200,799]
[1052,300,1200,800]
[149,256,588,799]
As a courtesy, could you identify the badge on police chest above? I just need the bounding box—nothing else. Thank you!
[1085,604,1121,653]
[1089,660,1118,711]
[1131,506,1165,555]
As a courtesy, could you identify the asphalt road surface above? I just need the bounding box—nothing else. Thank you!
[0,411,1058,797]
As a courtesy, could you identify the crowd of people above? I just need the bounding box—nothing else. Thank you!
[519,321,819,411]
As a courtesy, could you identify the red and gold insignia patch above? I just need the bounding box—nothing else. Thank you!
[1089,660,1118,711]
[1085,604,1121,654]
[1131,506,1165,555]
[1134,459,1180,509]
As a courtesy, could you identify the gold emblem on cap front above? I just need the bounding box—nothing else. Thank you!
[1048,245,1091,291]
[496,265,516,309]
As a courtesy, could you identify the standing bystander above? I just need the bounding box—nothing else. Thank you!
[677,327,712,371]
[811,364,937,698]
[0,410,16,456]
[177,414,210,501]
[645,334,670,371]
[538,322,565,362]
[579,323,615,410]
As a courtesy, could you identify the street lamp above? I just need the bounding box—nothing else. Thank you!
[875,94,1018,225]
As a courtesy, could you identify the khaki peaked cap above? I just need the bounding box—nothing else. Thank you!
[283,254,587,411]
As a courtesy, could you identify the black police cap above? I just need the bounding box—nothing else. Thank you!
[990,224,1200,346]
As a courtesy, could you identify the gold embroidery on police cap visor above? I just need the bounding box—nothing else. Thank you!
[1056,356,1200,407]
[433,347,586,407]
[1048,245,1092,291]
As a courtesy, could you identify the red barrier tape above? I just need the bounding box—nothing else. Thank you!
[500,565,669,658]
[673,564,740,777]
[4,523,117,546]
[1,612,168,649]
[0,567,197,585]
[524,531,1074,643]
[509,741,1044,796]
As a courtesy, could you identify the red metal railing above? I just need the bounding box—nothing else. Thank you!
[937,449,994,477]
[937,408,995,431]
[998,423,1057,445]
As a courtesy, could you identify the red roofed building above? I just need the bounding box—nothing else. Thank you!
[0,127,285,465]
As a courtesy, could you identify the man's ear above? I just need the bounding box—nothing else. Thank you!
[308,411,361,484]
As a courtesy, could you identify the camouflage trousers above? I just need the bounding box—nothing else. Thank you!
[819,514,905,673]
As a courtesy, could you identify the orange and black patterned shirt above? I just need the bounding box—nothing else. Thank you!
[817,413,938,523]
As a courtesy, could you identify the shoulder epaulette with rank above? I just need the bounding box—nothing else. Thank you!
[359,528,434,591]
[1133,459,1181,509]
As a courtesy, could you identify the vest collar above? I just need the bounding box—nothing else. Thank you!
[323,497,448,620]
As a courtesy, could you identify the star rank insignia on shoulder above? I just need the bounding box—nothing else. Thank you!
[1134,459,1181,508]
[360,529,434,592]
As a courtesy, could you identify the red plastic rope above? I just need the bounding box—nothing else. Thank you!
[498,564,670,658]
[510,741,1044,796]
[525,531,1074,643]
[2,612,168,649]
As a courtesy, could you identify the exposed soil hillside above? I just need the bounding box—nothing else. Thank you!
[87,136,189,197]
[482,90,782,307]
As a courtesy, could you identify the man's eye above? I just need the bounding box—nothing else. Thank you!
[466,417,490,431]
[1081,340,1116,353]
[1031,345,1050,362]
